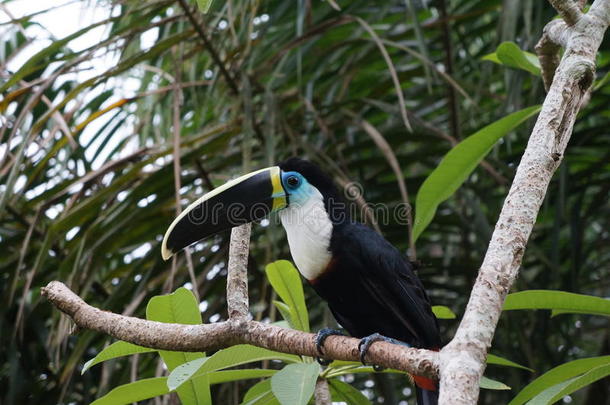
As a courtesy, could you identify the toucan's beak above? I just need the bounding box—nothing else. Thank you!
[161,166,287,260]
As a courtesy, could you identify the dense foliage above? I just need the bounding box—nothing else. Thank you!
[1,0,609,404]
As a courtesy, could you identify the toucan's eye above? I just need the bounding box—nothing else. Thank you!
[287,175,300,188]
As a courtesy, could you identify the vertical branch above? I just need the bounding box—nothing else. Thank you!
[226,224,252,320]
[438,1,610,403]
[549,0,584,25]
[438,0,460,139]
[177,0,239,95]
[314,378,332,405]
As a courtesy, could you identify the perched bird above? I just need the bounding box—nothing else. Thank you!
[162,158,441,405]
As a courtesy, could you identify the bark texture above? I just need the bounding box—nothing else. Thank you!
[41,280,439,377]
[226,223,251,320]
[438,1,610,403]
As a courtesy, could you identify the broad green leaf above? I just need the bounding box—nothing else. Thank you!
[167,357,209,391]
[527,363,610,404]
[195,344,300,373]
[488,354,534,372]
[271,363,320,405]
[482,41,541,75]
[480,376,511,390]
[146,288,207,405]
[328,378,372,404]
[82,341,155,374]
[508,356,610,405]
[273,300,296,328]
[413,105,541,242]
[271,320,291,329]
[503,290,610,317]
[196,0,213,13]
[243,390,280,405]
[526,378,574,405]
[265,260,310,332]
[243,379,280,405]
[432,305,456,319]
[191,374,212,405]
[90,377,170,405]
[207,369,277,385]
[145,286,202,334]
[325,360,403,377]
[168,345,300,391]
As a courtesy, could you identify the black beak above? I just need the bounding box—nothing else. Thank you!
[161,166,287,259]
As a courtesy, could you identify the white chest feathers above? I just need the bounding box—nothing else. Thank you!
[278,188,333,280]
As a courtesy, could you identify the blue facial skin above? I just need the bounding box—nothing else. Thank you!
[280,171,312,207]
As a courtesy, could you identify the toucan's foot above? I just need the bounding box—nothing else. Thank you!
[358,333,410,367]
[315,328,345,365]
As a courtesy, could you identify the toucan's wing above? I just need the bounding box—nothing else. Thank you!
[338,224,441,349]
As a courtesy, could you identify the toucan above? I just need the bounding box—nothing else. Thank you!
[161,158,441,405]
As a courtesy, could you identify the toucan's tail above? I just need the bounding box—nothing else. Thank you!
[412,375,438,405]
[415,386,438,405]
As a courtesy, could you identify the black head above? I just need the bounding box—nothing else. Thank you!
[278,157,349,224]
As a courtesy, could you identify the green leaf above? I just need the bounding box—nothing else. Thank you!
[503,290,610,317]
[480,376,511,390]
[488,354,534,372]
[413,105,541,242]
[196,0,213,13]
[273,300,296,328]
[328,378,372,404]
[526,378,575,405]
[432,305,456,319]
[0,18,114,93]
[82,341,155,374]
[168,345,300,391]
[146,287,202,326]
[482,41,541,75]
[146,288,207,405]
[509,356,610,405]
[207,369,277,385]
[167,357,209,391]
[324,360,403,377]
[265,260,310,332]
[271,363,320,405]
[527,363,610,404]
[90,377,170,405]
[242,379,280,405]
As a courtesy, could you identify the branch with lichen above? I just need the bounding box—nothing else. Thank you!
[438,0,610,403]
[41,281,438,377]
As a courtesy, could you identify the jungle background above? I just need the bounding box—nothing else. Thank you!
[1,0,609,404]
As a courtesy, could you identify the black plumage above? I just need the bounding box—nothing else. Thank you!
[279,158,441,405]
[314,222,441,350]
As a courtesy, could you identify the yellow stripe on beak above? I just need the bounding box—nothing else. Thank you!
[270,166,287,211]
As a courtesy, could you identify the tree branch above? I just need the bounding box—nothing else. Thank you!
[226,224,252,320]
[535,20,566,91]
[438,0,610,403]
[41,281,438,378]
[176,0,239,95]
[314,378,332,405]
[549,0,584,26]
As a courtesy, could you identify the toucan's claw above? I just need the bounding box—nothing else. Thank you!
[358,333,410,367]
[314,328,345,365]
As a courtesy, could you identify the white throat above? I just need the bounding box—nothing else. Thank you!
[279,188,332,280]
